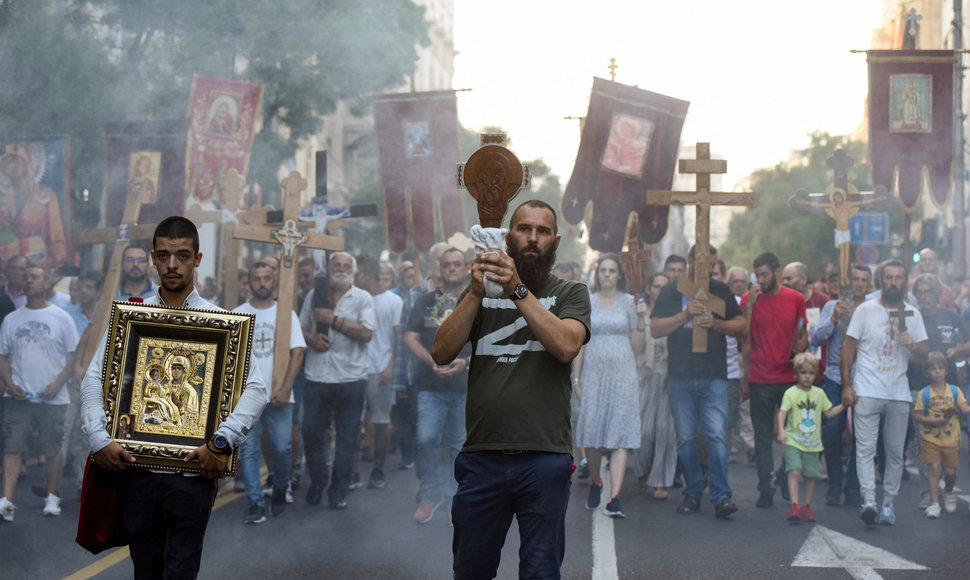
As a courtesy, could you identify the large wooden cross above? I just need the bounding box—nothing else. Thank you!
[647,142,760,352]
[232,171,345,389]
[788,149,887,290]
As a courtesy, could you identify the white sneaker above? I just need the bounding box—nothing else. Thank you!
[0,497,15,522]
[925,502,941,518]
[262,482,294,503]
[944,492,958,514]
[43,494,61,516]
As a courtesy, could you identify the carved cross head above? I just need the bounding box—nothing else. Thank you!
[458,134,531,228]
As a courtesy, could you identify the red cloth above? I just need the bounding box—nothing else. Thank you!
[373,90,463,254]
[75,456,128,554]
[741,286,807,384]
[562,78,689,252]
[868,50,955,210]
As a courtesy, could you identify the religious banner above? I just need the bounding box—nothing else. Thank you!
[0,136,72,267]
[185,75,264,208]
[373,90,464,254]
[868,50,955,211]
[563,77,689,252]
[104,119,190,230]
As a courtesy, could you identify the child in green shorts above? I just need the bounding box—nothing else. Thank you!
[776,352,845,522]
[913,351,970,518]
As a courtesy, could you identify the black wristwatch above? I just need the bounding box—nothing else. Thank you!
[208,434,231,455]
[509,283,529,301]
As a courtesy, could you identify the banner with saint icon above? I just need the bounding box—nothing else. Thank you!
[868,50,956,211]
[563,77,689,252]
[104,119,190,230]
[0,135,72,267]
[373,90,464,254]
[185,75,264,208]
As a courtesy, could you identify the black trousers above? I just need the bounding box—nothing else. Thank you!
[122,470,218,580]
[302,379,366,505]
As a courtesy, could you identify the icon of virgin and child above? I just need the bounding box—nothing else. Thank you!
[141,347,203,429]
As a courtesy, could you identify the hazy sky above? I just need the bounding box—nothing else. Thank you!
[453,1,886,189]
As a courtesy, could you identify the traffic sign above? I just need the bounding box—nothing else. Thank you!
[849,212,889,245]
[856,245,878,265]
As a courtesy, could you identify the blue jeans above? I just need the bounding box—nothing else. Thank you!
[667,377,732,503]
[240,403,293,506]
[821,378,859,499]
[452,451,572,580]
[416,390,466,503]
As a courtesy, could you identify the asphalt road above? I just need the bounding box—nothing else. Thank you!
[1,442,966,579]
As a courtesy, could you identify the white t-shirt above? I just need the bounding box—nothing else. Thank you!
[0,304,80,405]
[233,302,306,403]
[368,290,403,374]
[846,299,928,402]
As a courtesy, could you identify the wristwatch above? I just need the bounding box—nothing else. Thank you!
[509,283,529,301]
[209,434,231,455]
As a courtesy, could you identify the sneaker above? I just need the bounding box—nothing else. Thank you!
[676,495,700,515]
[714,498,737,519]
[918,490,931,510]
[367,469,385,489]
[878,502,896,526]
[756,491,774,508]
[397,460,415,470]
[576,458,590,480]
[944,492,958,514]
[925,502,942,518]
[268,487,287,517]
[306,482,324,506]
[414,496,444,524]
[799,504,816,523]
[787,503,801,522]
[860,501,878,526]
[329,498,348,510]
[604,498,624,519]
[0,497,15,522]
[244,504,266,524]
[348,472,363,490]
[43,494,61,517]
[586,482,603,510]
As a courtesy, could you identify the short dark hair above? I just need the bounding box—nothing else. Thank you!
[753,252,780,271]
[509,199,558,235]
[79,270,104,291]
[249,261,273,281]
[688,244,717,260]
[298,257,315,269]
[664,254,686,269]
[356,253,380,280]
[153,216,199,253]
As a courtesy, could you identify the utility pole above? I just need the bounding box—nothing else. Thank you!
[953,0,966,276]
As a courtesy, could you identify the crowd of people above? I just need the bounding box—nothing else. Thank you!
[3,204,970,577]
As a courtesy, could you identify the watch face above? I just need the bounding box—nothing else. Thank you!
[514,284,528,299]
[213,435,229,450]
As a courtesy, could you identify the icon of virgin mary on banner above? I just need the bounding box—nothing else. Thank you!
[0,136,71,267]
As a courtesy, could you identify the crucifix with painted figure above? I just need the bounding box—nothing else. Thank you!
[618,214,651,296]
[646,142,760,352]
[232,171,345,390]
[787,148,887,291]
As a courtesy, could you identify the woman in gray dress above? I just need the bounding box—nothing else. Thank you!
[574,253,643,518]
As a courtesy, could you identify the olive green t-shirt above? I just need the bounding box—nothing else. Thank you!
[460,275,591,454]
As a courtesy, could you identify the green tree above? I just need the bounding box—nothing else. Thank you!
[719,132,905,279]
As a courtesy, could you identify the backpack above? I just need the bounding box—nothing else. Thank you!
[920,384,960,415]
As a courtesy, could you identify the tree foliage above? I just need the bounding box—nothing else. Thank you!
[719,132,905,279]
[0,0,429,216]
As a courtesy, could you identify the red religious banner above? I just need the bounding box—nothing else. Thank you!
[868,50,956,211]
[0,136,72,266]
[185,75,264,207]
[373,90,464,254]
[104,119,190,230]
[563,78,689,252]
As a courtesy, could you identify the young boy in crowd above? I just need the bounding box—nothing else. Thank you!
[913,351,970,518]
[777,353,845,522]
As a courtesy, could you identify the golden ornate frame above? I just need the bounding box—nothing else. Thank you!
[100,301,254,475]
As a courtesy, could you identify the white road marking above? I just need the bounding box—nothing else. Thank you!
[792,525,928,580]
[591,461,618,580]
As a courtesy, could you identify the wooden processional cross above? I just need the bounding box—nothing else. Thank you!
[647,142,760,352]
[619,215,651,296]
[458,134,530,228]
[887,305,914,340]
[232,171,345,388]
[787,148,887,291]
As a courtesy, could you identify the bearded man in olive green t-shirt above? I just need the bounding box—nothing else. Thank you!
[433,200,591,580]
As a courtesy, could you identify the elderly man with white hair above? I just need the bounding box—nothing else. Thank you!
[299,251,376,510]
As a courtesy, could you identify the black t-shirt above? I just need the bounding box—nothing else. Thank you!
[651,278,742,380]
[406,289,469,393]
[907,307,966,388]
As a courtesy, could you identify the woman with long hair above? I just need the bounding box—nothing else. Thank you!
[574,253,643,518]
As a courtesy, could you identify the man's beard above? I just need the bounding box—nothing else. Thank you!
[507,238,556,292]
[763,274,778,294]
[251,286,273,301]
[331,272,352,291]
[883,285,905,304]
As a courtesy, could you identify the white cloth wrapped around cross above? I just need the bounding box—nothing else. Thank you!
[470,224,508,299]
